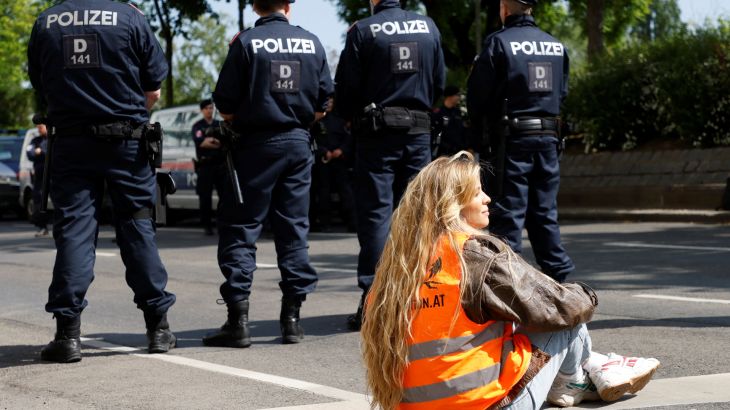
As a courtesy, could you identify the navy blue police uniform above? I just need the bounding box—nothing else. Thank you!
[28,0,176,361]
[191,116,225,234]
[26,132,51,232]
[334,0,445,328]
[208,7,333,346]
[435,105,470,157]
[311,113,356,232]
[466,10,575,282]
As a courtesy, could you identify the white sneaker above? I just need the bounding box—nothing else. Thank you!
[586,352,660,402]
[547,370,600,407]
[34,228,49,238]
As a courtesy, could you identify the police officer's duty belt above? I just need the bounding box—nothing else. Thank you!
[360,106,431,135]
[507,117,560,136]
[54,122,147,139]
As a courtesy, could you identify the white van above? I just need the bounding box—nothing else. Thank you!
[150,104,219,213]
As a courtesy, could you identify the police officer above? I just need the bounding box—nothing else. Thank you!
[26,123,50,237]
[334,0,446,330]
[205,0,333,347]
[192,98,224,235]
[311,112,357,233]
[28,0,176,362]
[466,0,574,282]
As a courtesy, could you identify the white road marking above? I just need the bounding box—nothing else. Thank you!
[96,251,116,257]
[634,294,730,305]
[257,263,278,269]
[605,241,730,252]
[80,337,368,404]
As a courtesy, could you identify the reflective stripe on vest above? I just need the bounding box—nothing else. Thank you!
[408,323,504,362]
[402,362,501,403]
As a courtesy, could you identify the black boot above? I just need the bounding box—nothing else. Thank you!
[41,315,82,363]
[280,297,304,344]
[202,300,251,348]
[346,292,366,331]
[144,311,177,354]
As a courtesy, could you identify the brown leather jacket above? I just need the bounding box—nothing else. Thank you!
[460,234,598,332]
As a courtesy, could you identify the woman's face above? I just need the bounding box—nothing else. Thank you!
[461,185,491,229]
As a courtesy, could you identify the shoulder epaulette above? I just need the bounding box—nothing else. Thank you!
[127,2,145,15]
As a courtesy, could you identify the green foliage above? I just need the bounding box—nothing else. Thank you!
[631,0,685,41]
[0,0,49,127]
[565,24,730,151]
[171,14,230,106]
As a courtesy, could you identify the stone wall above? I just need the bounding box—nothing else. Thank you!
[558,147,730,209]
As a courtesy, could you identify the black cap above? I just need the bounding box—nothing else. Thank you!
[515,0,537,5]
[199,99,213,109]
[444,85,460,97]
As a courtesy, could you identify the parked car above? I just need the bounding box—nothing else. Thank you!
[0,135,26,218]
[150,104,219,218]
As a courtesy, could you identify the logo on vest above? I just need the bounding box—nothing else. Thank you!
[46,10,118,29]
[369,20,430,37]
[509,41,563,56]
[420,294,446,309]
[251,38,316,54]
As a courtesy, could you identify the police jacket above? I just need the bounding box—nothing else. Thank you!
[27,0,168,129]
[26,136,48,173]
[192,118,223,163]
[466,14,569,129]
[402,233,596,408]
[213,13,334,140]
[333,0,446,121]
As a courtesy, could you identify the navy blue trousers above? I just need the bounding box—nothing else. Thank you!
[355,132,431,291]
[217,134,318,303]
[196,162,226,228]
[46,136,175,319]
[486,134,574,282]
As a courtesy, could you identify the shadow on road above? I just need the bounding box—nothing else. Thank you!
[589,316,730,330]
[0,344,130,370]
[78,313,353,350]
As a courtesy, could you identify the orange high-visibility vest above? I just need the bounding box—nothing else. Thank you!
[400,233,532,410]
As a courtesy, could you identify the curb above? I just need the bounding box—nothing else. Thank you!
[558,208,730,224]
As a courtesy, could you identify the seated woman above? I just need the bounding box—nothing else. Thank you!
[361,152,659,409]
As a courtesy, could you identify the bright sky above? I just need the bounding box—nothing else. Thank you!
[212,0,730,55]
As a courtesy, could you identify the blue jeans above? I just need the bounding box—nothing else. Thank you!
[504,324,592,409]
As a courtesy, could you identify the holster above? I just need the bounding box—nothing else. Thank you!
[356,104,431,136]
[154,172,177,226]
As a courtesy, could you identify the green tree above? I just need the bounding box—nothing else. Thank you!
[631,0,684,41]
[567,0,653,59]
[172,14,230,105]
[0,0,49,127]
[144,0,212,106]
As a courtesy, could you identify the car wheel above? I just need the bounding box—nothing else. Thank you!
[24,191,33,222]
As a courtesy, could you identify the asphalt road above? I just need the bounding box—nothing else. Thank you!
[1,218,729,409]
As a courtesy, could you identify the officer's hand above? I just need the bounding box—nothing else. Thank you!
[208,137,221,148]
[34,147,42,155]
[331,148,343,159]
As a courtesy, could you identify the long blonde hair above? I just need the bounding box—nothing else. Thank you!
[361,151,485,410]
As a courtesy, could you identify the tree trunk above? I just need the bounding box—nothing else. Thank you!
[164,32,174,107]
[485,0,502,36]
[587,0,605,59]
[237,0,245,32]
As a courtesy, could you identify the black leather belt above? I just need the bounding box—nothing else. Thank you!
[509,117,560,133]
[54,122,146,139]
